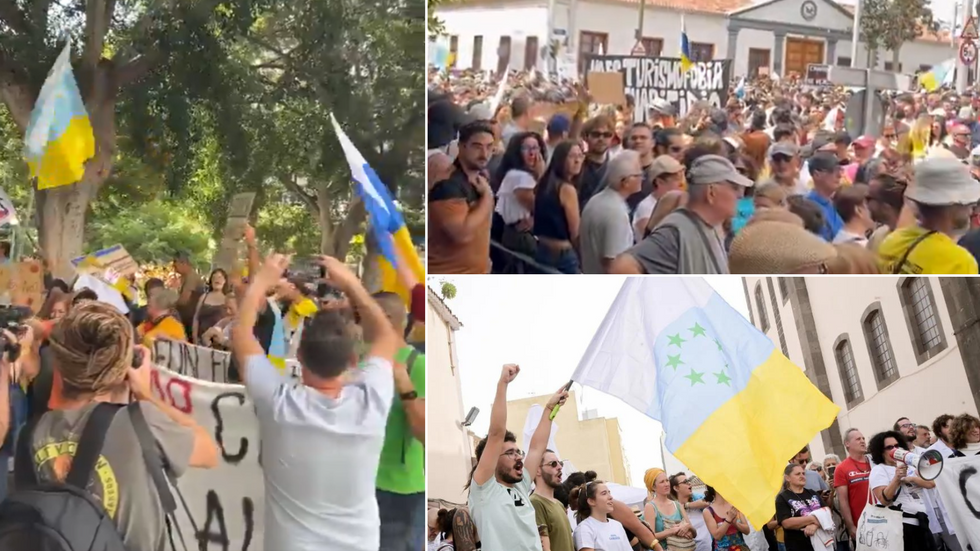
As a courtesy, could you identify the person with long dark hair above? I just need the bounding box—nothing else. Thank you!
[192,268,232,344]
[534,140,585,273]
[868,430,937,551]
[701,486,748,551]
[494,132,547,262]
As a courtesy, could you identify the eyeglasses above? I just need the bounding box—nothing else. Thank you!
[677,480,691,486]
[501,449,526,459]
[543,460,561,468]
[590,131,614,139]
[898,422,914,429]
[522,145,541,154]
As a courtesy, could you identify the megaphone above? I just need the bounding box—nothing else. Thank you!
[890,448,945,481]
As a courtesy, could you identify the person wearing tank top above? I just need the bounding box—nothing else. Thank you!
[534,141,586,273]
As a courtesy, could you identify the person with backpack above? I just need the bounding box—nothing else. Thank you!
[0,300,220,551]
[371,291,426,551]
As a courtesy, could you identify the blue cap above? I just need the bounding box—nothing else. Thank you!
[547,114,571,136]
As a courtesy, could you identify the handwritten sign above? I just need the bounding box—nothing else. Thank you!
[935,454,980,550]
[151,364,262,551]
[151,339,301,384]
[71,244,138,278]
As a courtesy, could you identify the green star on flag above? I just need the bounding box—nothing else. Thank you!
[690,322,707,338]
[714,338,723,351]
[683,368,705,386]
[666,354,684,370]
[714,371,732,386]
[668,333,686,348]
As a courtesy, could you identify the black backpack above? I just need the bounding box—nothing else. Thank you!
[0,402,189,551]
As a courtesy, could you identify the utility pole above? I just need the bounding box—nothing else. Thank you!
[636,0,646,52]
[850,0,862,67]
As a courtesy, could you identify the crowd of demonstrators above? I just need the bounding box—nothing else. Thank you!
[430,364,980,551]
[428,68,980,275]
[0,225,428,551]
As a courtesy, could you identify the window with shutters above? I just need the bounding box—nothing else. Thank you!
[641,38,663,56]
[833,335,863,408]
[898,278,947,364]
[473,36,483,70]
[579,31,608,72]
[690,42,714,61]
[861,304,898,390]
[524,36,539,70]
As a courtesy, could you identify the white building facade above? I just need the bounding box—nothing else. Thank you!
[742,276,980,461]
[425,288,475,505]
[435,0,956,79]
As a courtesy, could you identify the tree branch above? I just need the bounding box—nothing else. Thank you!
[0,1,30,35]
[114,52,162,88]
[84,0,108,75]
[281,173,320,217]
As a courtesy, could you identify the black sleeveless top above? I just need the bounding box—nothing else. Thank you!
[533,181,571,241]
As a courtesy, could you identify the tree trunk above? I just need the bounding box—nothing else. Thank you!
[315,183,364,260]
[891,45,901,72]
[360,235,381,293]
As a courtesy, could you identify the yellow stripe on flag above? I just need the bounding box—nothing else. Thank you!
[674,349,840,529]
[379,226,425,307]
[29,116,95,190]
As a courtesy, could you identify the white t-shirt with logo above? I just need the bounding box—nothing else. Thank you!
[468,468,541,551]
[572,516,633,551]
[869,463,927,525]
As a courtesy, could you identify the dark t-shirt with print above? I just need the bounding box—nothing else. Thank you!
[776,488,822,551]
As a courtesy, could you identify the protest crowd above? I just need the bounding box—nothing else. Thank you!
[428,66,980,275]
[0,222,427,551]
[427,364,980,551]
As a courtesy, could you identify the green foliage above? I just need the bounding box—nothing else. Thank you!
[86,200,213,266]
[440,280,457,300]
[429,0,446,36]
[254,180,321,257]
[861,0,937,53]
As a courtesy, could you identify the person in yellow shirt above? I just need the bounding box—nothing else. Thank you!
[138,288,188,347]
[877,157,980,274]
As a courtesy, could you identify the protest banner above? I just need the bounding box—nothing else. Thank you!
[152,339,302,383]
[585,55,732,122]
[805,64,830,86]
[934,454,980,550]
[151,363,263,551]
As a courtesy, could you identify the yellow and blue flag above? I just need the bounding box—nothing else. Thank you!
[680,15,693,74]
[571,278,839,529]
[919,58,955,92]
[329,113,424,307]
[23,40,95,190]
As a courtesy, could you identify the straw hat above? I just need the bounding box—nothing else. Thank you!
[729,213,837,274]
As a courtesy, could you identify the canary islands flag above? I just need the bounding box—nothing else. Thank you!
[680,16,693,74]
[571,278,839,529]
[329,114,424,306]
[919,59,955,92]
[23,40,95,190]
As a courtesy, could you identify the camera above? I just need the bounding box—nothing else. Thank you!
[827,465,836,480]
[0,305,32,362]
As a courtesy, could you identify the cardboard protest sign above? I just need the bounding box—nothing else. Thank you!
[150,364,263,551]
[586,55,732,122]
[71,244,138,278]
[805,64,830,86]
[214,193,257,273]
[587,72,627,106]
[934,454,980,550]
[0,261,44,309]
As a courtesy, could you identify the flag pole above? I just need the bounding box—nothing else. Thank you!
[550,380,573,420]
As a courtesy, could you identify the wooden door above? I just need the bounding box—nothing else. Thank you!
[784,38,825,77]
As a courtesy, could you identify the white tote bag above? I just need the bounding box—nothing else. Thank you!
[854,477,904,551]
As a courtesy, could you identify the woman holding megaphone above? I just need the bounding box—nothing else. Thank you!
[868,431,937,551]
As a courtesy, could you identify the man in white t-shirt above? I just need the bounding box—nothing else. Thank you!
[632,155,685,241]
[468,365,568,551]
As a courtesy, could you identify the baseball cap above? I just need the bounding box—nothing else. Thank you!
[648,155,684,180]
[649,98,675,116]
[853,135,876,149]
[769,142,800,159]
[688,155,754,187]
[807,153,841,175]
[547,114,571,136]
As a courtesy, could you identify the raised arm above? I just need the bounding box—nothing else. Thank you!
[232,253,291,383]
[473,364,519,486]
[319,255,399,363]
[524,385,568,475]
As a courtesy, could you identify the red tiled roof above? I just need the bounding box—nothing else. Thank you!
[612,0,752,15]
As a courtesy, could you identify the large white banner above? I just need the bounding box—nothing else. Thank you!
[152,339,300,383]
[935,454,980,550]
[151,363,265,551]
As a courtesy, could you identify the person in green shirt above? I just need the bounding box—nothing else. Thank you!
[372,292,426,551]
[532,450,574,551]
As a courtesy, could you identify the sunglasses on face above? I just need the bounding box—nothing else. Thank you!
[884,444,899,451]
[590,131,614,139]
[543,460,561,468]
[502,449,526,458]
[772,155,793,163]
